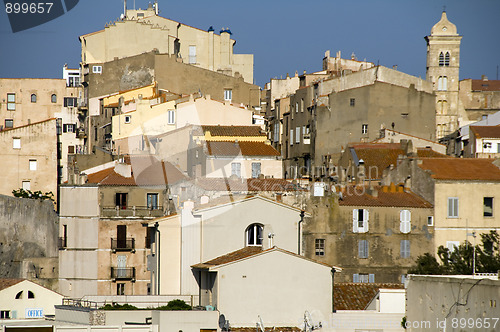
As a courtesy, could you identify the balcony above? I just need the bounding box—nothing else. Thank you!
[58,237,67,250]
[111,267,136,281]
[111,238,135,252]
[101,206,165,218]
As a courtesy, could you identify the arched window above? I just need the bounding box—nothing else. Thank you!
[28,291,34,299]
[51,94,57,103]
[437,76,448,91]
[246,224,263,246]
[31,94,37,103]
[15,291,23,299]
[445,52,450,66]
[439,52,445,66]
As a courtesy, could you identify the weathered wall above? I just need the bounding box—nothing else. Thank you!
[0,194,59,290]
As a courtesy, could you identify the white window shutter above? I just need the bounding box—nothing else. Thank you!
[353,274,359,283]
[369,274,375,283]
[363,209,369,233]
[353,209,359,233]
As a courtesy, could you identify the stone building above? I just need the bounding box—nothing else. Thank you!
[459,77,500,122]
[425,11,463,138]
[303,185,434,284]
[80,4,254,84]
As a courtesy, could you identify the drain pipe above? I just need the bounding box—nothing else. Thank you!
[298,210,305,255]
[155,221,161,295]
[331,267,336,313]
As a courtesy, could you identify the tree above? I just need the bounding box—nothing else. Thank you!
[408,231,500,275]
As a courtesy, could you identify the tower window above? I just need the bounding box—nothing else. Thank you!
[438,76,448,91]
[439,52,445,66]
[445,52,450,66]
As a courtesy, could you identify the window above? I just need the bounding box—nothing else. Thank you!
[400,240,410,258]
[28,291,34,299]
[167,110,175,124]
[231,162,241,177]
[93,65,102,74]
[353,273,374,283]
[22,181,30,191]
[427,216,434,226]
[147,193,159,210]
[295,127,300,144]
[68,76,80,87]
[439,52,445,66]
[273,122,279,142]
[29,160,37,171]
[290,129,293,146]
[251,162,261,178]
[401,274,407,284]
[64,97,77,107]
[68,146,75,154]
[7,93,15,110]
[484,197,493,217]
[224,89,232,101]
[116,225,127,249]
[63,124,76,133]
[295,102,299,113]
[446,241,460,253]
[438,76,448,91]
[31,94,37,103]
[188,45,197,64]
[5,119,13,128]
[116,193,127,209]
[444,52,450,66]
[15,291,23,299]
[51,94,57,103]
[447,197,459,218]
[353,209,369,233]
[350,98,355,107]
[117,283,125,295]
[0,311,10,319]
[315,239,325,256]
[400,210,411,234]
[300,99,304,112]
[358,240,369,258]
[13,138,21,149]
[246,224,263,246]
[362,124,368,135]
[124,115,131,124]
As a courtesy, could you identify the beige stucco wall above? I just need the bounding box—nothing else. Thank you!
[205,157,282,179]
[156,215,182,295]
[214,250,332,327]
[433,182,500,252]
[0,119,58,201]
[152,310,219,332]
[0,280,63,319]
[60,186,99,217]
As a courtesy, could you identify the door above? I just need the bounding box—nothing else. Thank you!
[117,255,126,278]
[116,193,127,209]
[117,225,127,249]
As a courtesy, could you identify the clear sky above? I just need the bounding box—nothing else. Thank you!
[0,0,499,87]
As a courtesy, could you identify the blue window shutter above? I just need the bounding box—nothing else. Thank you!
[353,274,359,283]
[369,274,375,283]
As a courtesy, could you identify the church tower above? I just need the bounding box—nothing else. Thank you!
[425,11,462,138]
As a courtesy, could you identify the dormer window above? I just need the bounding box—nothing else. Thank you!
[246,224,263,246]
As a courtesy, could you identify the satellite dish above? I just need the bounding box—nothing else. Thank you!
[219,314,226,330]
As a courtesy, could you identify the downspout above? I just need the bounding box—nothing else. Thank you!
[155,222,161,295]
[298,210,305,255]
[331,268,336,313]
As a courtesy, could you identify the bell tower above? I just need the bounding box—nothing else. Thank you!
[425,11,462,138]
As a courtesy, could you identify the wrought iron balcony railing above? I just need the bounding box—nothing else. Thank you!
[111,267,136,281]
[111,238,135,252]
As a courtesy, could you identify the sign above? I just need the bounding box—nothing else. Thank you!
[25,308,43,318]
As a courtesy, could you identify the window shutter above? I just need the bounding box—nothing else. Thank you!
[353,209,358,233]
[64,98,68,107]
[353,274,359,283]
[368,274,375,283]
[363,209,369,233]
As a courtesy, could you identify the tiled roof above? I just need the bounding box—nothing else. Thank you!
[338,185,433,208]
[231,328,300,332]
[206,141,280,157]
[471,79,500,92]
[334,283,404,310]
[418,158,500,181]
[195,178,299,192]
[0,279,23,291]
[470,126,500,139]
[86,157,186,186]
[349,144,448,179]
[192,247,263,269]
[201,125,265,137]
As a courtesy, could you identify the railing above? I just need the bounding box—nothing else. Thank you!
[111,238,135,252]
[111,267,136,281]
[101,206,164,218]
[62,298,98,309]
[58,237,67,249]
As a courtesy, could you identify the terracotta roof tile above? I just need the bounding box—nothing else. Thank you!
[192,247,263,269]
[334,283,404,310]
[339,185,433,208]
[201,125,265,137]
[231,328,300,332]
[0,278,23,291]
[470,126,500,139]
[206,141,280,157]
[471,79,500,92]
[418,158,500,181]
[195,178,299,192]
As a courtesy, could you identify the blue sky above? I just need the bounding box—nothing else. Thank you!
[0,0,499,87]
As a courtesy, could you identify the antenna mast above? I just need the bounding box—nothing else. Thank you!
[123,0,127,18]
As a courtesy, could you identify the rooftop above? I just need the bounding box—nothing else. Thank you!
[0,279,23,291]
[201,125,265,137]
[334,283,404,310]
[339,184,433,208]
[206,141,280,157]
[470,79,500,92]
[418,158,500,181]
[470,125,500,139]
[194,178,299,192]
